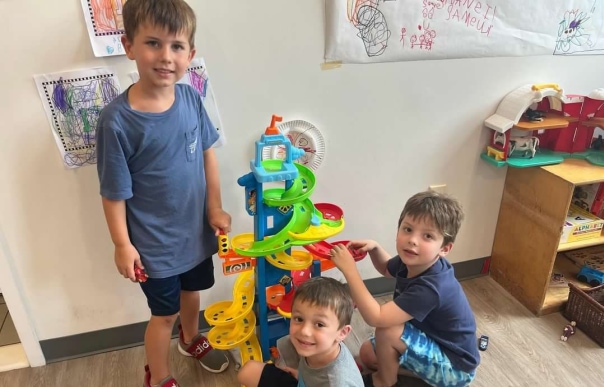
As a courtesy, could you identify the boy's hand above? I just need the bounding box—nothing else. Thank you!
[347,239,378,253]
[330,244,357,273]
[115,244,143,282]
[208,208,232,235]
[277,365,298,380]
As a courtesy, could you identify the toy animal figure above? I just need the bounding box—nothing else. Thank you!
[509,136,540,158]
[524,108,546,122]
[561,321,576,341]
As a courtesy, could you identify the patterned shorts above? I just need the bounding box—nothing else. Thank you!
[370,322,475,387]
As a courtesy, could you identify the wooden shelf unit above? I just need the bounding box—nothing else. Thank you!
[490,159,604,315]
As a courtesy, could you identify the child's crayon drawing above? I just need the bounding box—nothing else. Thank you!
[35,68,121,168]
[81,0,128,57]
[326,0,604,63]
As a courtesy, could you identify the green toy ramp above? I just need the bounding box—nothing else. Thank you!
[262,161,316,206]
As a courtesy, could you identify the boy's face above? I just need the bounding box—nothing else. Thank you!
[289,300,351,368]
[396,215,452,274]
[122,23,195,90]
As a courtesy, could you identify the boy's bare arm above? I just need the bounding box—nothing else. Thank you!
[101,197,141,281]
[348,240,393,277]
[368,245,394,278]
[331,245,413,327]
[203,148,231,234]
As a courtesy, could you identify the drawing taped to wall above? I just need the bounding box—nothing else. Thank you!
[80,0,128,57]
[325,0,604,63]
[34,68,121,169]
[128,57,226,147]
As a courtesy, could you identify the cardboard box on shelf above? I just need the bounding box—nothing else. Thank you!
[560,204,604,244]
[572,183,604,217]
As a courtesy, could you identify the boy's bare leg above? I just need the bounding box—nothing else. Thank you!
[179,290,200,342]
[236,360,265,387]
[372,324,408,387]
[359,341,419,378]
[145,314,178,385]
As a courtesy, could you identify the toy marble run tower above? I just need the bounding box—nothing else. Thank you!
[204,115,366,364]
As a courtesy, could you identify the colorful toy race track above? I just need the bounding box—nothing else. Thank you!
[205,114,367,365]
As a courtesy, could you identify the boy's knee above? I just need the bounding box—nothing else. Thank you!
[151,313,178,326]
[237,360,264,387]
[375,324,408,354]
[359,341,378,371]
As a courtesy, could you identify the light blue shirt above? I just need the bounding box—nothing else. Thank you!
[96,84,219,278]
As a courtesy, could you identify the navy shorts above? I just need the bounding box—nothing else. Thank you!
[139,258,215,316]
[258,364,297,387]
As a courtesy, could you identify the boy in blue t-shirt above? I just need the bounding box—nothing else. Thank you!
[95,1,231,386]
[331,191,480,387]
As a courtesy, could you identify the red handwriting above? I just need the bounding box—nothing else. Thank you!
[446,0,496,36]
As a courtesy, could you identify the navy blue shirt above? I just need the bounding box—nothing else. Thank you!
[387,256,480,373]
[96,84,219,278]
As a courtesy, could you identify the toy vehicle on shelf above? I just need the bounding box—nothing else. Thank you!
[577,264,604,287]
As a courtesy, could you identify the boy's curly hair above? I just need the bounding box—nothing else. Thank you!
[398,190,464,246]
[122,0,196,47]
[293,277,354,329]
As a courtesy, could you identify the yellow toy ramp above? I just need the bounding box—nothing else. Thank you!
[266,250,313,271]
[204,270,255,327]
[288,218,345,241]
[239,332,263,364]
[206,310,256,350]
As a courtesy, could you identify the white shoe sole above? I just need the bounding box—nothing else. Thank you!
[177,342,229,374]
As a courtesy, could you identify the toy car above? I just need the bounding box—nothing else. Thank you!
[134,265,148,283]
[577,264,604,287]
[478,335,489,351]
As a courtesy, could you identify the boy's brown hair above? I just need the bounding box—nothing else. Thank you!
[398,190,464,246]
[293,277,354,328]
[122,0,197,47]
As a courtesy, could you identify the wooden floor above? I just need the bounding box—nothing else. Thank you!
[0,276,602,387]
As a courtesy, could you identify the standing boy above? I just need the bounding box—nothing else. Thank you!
[331,191,480,387]
[237,276,364,387]
[96,1,230,386]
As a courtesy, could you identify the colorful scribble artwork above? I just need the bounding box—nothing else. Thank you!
[554,6,599,54]
[35,68,121,169]
[81,0,128,57]
[128,58,225,146]
[346,0,391,57]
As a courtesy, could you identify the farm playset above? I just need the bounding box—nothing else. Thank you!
[482,83,604,168]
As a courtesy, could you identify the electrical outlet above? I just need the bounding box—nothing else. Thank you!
[429,184,447,194]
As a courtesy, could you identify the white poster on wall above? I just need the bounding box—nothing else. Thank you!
[128,57,226,147]
[326,0,604,63]
[34,68,121,168]
[81,0,128,57]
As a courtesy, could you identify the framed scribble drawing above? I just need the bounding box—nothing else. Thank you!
[34,68,121,169]
[325,0,604,63]
[81,0,128,57]
[128,58,226,147]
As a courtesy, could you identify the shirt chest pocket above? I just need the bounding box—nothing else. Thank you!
[185,126,198,162]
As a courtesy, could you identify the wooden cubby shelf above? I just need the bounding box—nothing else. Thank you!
[490,159,604,315]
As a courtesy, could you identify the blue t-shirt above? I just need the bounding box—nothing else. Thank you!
[96,84,220,278]
[387,256,480,373]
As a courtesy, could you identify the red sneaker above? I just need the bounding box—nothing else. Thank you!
[143,365,180,387]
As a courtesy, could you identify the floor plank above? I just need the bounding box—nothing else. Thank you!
[0,276,602,386]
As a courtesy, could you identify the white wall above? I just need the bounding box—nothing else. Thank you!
[1,0,603,344]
